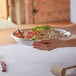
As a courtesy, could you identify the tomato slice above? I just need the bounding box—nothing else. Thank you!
[15,32,19,35]
[21,31,24,34]
[18,35,23,38]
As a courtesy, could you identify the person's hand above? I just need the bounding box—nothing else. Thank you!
[33,38,64,51]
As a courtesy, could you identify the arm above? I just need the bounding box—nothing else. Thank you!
[61,39,76,47]
[33,38,76,51]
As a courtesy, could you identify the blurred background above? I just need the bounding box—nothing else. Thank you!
[0,0,70,24]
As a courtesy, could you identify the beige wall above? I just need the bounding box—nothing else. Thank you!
[0,0,8,20]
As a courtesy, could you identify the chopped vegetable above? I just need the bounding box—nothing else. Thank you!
[14,25,65,40]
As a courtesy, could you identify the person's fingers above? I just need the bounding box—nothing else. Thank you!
[33,45,46,50]
[33,41,51,45]
[33,43,55,51]
[33,43,41,48]
[33,38,63,51]
[34,45,52,51]
[34,43,51,50]
[33,42,40,45]
[33,42,48,49]
[34,46,45,50]
[33,43,45,48]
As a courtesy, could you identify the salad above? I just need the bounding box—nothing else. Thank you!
[14,25,66,40]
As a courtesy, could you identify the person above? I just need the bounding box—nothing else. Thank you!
[33,24,76,51]
[33,38,76,51]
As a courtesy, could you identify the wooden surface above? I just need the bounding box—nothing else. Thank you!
[0,21,75,46]
[10,0,70,24]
